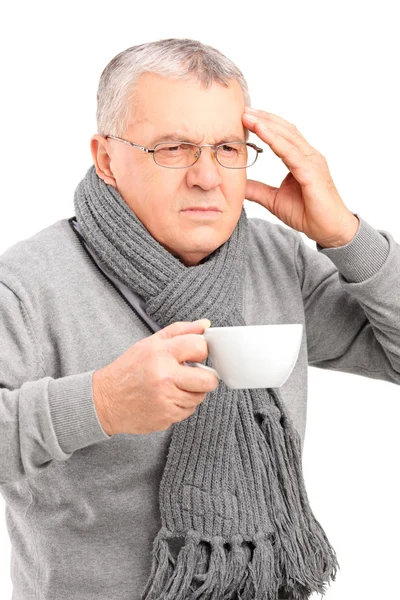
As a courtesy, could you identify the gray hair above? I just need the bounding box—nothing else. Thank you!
[96,38,251,141]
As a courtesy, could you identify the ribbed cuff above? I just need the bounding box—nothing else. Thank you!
[316,213,390,283]
[48,370,111,454]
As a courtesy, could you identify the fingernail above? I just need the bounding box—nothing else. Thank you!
[203,319,211,329]
[245,106,258,113]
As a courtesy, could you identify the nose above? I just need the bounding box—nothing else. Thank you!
[185,146,223,191]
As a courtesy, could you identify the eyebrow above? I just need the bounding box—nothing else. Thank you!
[150,133,246,146]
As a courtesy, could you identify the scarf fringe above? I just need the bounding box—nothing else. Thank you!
[140,528,280,600]
[254,392,340,598]
[139,528,175,599]
[220,533,251,598]
[141,393,339,600]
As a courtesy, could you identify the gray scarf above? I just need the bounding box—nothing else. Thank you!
[74,165,339,600]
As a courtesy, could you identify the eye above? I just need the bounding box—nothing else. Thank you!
[156,144,192,154]
[219,144,240,157]
[153,143,196,167]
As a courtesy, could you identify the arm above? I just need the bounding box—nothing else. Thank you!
[296,214,400,384]
[0,277,110,485]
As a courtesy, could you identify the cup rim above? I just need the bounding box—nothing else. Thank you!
[204,323,303,333]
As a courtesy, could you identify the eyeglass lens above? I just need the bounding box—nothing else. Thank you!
[153,142,257,168]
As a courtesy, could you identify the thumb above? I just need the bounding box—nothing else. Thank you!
[245,179,278,213]
[156,319,211,340]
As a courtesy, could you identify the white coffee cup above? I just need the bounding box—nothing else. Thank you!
[187,324,303,389]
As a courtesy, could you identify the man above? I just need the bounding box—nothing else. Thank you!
[0,38,399,600]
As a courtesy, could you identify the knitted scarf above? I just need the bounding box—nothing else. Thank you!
[74,165,339,600]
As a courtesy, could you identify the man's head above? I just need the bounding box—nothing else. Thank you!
[91,39,253,266]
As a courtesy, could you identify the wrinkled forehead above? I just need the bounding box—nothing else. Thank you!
[126,72,246,144]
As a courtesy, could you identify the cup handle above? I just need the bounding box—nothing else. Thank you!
[184,361,220,379]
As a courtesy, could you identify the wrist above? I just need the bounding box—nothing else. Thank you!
[93,369,115,436]
[317,213,359,248]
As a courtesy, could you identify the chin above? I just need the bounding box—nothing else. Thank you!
[188,233,227,252]
[161,226,233,265]
[181,240,228,266]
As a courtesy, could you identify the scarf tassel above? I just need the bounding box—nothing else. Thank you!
[139,527,175,599]
[255,398,340,598]
[238,531,278,600]
[140,528,281,600]
[221,533,251,598]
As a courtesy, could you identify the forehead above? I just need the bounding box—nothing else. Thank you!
[127,72,246,143]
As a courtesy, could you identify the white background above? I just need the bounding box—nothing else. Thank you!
[1,1,399,599]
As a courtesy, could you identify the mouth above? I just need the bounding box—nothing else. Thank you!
[181,207,222,220]
[182,206,222,212]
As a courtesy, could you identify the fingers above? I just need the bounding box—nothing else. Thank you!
[245,179,278,213]
[174,363,219,394]
[171,364,219,413]
[155,319,211,341]
[243,113,310,152]
[244,106,308,141]
[242,110,321,175]
[243,106,318,151]
[166,333,209,365]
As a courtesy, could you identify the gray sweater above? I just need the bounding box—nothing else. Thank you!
[1,211,399,600]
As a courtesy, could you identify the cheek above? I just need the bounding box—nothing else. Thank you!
[135,168,177,199]
[137,171,184,223]
[222,173,247,205]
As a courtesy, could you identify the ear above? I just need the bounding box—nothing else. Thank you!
[90,135,117,186]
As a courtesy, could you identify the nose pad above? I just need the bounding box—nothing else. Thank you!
[194,148,218,165]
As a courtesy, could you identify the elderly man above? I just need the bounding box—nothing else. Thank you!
[0,38,399,600]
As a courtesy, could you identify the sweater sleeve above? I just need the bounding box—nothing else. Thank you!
[296,213,400,384]
[0,279,110,485]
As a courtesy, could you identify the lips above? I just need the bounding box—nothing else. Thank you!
[182,207,221,211]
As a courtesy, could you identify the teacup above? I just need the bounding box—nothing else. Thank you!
[188,324,303,389]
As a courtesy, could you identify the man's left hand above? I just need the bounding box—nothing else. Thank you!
[242,107,359,248]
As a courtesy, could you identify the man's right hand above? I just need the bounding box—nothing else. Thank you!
[92,319,218,435]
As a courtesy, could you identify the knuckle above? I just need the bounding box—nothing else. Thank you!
[310,147,323,159]
[288,145,301,158]
[168,321,185,331]
[174,321,187,331]
[159,373,176,390]
[151,364,175,390]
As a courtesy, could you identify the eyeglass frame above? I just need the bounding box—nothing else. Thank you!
[104,135,263,169]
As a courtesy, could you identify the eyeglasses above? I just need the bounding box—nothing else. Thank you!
[105,135,263,169]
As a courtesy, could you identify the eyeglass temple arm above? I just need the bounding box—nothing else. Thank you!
[247,142,263,153]
[105,136,154,154]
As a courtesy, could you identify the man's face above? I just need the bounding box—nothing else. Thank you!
[91,73,248,266]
